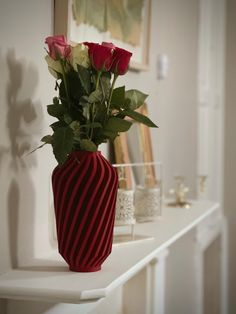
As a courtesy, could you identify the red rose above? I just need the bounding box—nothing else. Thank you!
[111,47,132,75]
[84,42,114,72]
[45,35,71,60]
[102,42,116,49]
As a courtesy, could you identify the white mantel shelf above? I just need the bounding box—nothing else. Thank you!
[0,200,219,304]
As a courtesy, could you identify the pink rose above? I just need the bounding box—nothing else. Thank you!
[84,42,114,72]
[45,35,71,60]
[111,47,132,75]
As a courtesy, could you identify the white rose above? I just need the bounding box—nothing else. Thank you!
[70,44,90,71]
[45,55,63,79]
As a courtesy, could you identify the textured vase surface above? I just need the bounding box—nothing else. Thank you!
[52,151,118,272]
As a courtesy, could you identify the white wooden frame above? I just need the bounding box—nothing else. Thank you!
[0,201,220,314]
[195,211,228,314]
[197,0,227,311]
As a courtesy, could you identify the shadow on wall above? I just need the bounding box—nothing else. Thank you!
[3,49,43,268]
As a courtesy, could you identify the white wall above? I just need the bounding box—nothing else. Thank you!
[0,0,55,274]
[0,1,56,312]
[122,0,198,197]
[154,0,199,312]
[225,0,236,312]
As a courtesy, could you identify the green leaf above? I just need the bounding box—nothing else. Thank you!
[77,64,91,94]
[123,98,131,109]
[79,139,97,152]
[52,127,74,165]
[80,122,102,129]
[63,113,73,124]
[28,143,46,155]
[102,130,118,141]
[53,97,60,105]
[48,66,60,79]
[50,121,66,131]
[45,55,63,75]
[70,120,80,130]
[79,96,89,106]
[111,86,125,109]
[70,121,80,137]
[105,117,132,132]
[67,71,84,100]
[88,89,103,103]
[125,89,148,110]
[121,110,158,128]
[94,102,107,123]
[47,104,67,118]
[41,135,53,144]
[94,136,108,145]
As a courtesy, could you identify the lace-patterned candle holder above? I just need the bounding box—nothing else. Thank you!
[113,162,163,224]
[134,186,161,222]
[115,189,135,226]
[132,162,162,222]
[114,165,135,226]
[112,162,162,245]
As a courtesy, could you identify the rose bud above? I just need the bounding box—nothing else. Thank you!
[45,35,71,60]
[84,42,114,72]
[111,47,132,75]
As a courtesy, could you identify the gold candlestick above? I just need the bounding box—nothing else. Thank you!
[167,176,191,208]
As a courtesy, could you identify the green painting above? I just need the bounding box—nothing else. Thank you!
[72,0,144,46]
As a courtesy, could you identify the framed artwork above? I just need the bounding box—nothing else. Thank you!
[54,0,152,70]
[138,104,156,187]
[126,103,157,187]
[113,133,133,190]
[112,104,157,188]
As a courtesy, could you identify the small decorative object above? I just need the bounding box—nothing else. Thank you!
[115,189,135,226]
[135,186,161,221]
[115,166,135,226]
[168,176,191,208]
[37,35,157,272]
[134,162,162,222]
[198,175,208,199]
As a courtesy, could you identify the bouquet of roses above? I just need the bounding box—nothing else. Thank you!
[42,35,157,165]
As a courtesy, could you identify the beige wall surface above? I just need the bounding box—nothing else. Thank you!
[0,1,56,312]
[123,0,198,197]
[225,0,236,312]
[153,0,199,313]
[0,0,55,273]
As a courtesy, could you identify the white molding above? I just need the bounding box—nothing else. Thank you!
[195,210,228,314]
[197,0,227,312]
[0,201,218,304]
[196,210,223,250]
[197,0,226,203]
[220,217,228,314]
[146,249,169,314]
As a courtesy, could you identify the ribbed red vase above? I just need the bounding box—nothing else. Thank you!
[52,151,118,272]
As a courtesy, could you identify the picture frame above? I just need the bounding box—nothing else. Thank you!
[112,103,157,188]
[126,103,157,187]
[138,104,157,187]
[113,133,133,190]
[54,0,152,70]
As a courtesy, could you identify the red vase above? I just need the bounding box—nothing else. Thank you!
[52,151,118,272]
